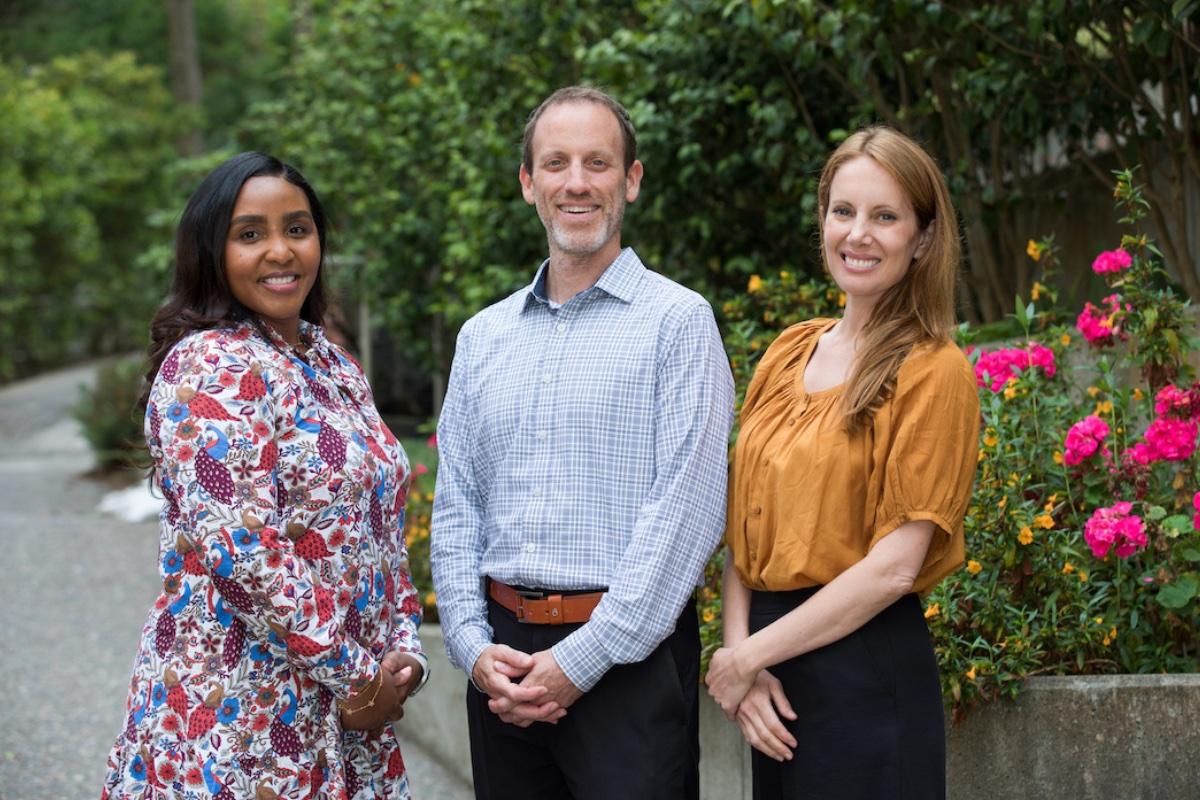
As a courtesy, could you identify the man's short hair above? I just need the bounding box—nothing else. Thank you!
[522,86,638,174]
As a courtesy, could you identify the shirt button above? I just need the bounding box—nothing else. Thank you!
[525,542,536,553]
[787,418,796,426]
[532,487,542,498]
[556,323,566,333]
[543,374,552,385]
[536,430,548,441]
[761,457,769,467]
[750,506,763,517]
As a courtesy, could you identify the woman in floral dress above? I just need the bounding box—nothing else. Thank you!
[103,153,426,798]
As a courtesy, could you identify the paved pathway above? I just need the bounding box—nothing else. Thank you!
[0,363,469,800]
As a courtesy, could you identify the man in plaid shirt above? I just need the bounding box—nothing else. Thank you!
[432,86,734,799]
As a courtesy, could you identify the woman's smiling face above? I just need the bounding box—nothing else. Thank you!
[821,154,931,310]
[224,175,321,345]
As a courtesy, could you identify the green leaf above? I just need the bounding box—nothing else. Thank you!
[1014,295,1028,328]
[1146,505,1168,521]
[1181,548,1200,562]
[1161,514,1193,537]
[1156,577,1198,609]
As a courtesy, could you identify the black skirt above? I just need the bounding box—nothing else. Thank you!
[748,587,945,800]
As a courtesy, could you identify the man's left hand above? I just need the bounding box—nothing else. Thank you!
[705,645,755,719]
[495,649,582,717]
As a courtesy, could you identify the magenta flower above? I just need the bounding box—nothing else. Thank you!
[1083,502,1147,559]
[1154,384,1200,420]
[1143,417,1199,462]
[974,343,1057,392]
[1063,415,1110,466]
[1091,249,1133,274]
[1193,491,1200,531]
[1076,294,1129,348]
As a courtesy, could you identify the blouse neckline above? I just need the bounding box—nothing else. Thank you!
[794,318,845,401]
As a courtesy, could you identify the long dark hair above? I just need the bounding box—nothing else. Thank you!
[141,152,329,408]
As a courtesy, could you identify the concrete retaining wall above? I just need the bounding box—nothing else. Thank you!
[398,626,1200,799]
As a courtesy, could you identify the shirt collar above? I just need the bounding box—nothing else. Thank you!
[522,247,644,313]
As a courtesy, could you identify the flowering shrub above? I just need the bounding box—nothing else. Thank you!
[402,439,439,623]
[926,170,1200,719]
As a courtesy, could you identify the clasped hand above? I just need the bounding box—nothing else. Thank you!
[339,650,424,732]
[707,647,798,762]
[472,644,582,727]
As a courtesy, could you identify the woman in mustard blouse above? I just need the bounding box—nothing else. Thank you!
[706,127,979,799]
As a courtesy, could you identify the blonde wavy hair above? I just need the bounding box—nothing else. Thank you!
[816,126,961,433]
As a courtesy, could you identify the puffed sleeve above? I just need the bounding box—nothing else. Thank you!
[871,343,981,592]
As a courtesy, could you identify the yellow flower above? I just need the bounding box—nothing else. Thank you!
[1102,626,1117,646]
[1062,561,1074,574]
[923,603,940,620]
[1034,513,1055,530]
[1004,385,1018,400]
[1031,281,1046,301]
[424,592,437,606]
[977,448,986,462]
[1053,451,1064,465]
[702,607,716,623]
[966,666,977,681]
[747,274,763,293]
[1095,400,1113,415]
[967,560,982,575]
[998,496,1008,509]
[1133,387,1144,400]
[1087,385,1100,398]
[1018,526,1034,545]
[749,339,761,351]
[1060,333,1071,347]
[779,270,790,280]
[1094,616,1104,625]
[1078,571,1088,583]
[983,431,999,447]
[722,301,735,315]
[838,292,847,307]
[1026,239,1043,261]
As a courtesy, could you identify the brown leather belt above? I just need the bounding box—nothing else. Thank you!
[488,579,604,625]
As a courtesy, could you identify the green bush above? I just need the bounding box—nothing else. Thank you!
[0,51,179,381]
[72,358,146,472]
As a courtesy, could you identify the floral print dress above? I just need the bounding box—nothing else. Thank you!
[103,320,422,799]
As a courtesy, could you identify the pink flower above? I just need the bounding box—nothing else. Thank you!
[1143,417,1199,462]
[1076,294,1129,347]
[1193,491,1200,531]
[1063,415,1110,466]
[426,433,438,449]
[1154,384,1200,420]
[974,343,1057,392]
[1091,249,1133,274]
[413,463,429,476]
[1083,502,1147,559]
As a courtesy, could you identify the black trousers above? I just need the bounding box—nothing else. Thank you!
[750,588,946,800]
[467,590,700,800]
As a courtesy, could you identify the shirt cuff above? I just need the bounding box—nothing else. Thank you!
[448,624,494,681]
[406,651,431,697]
[551,623,615,693]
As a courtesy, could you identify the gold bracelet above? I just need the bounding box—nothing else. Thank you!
[339,672,383,715]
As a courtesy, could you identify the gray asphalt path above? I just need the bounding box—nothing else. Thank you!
[0,363,469,800]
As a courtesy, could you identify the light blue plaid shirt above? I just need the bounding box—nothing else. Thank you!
[431,248,734,691]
